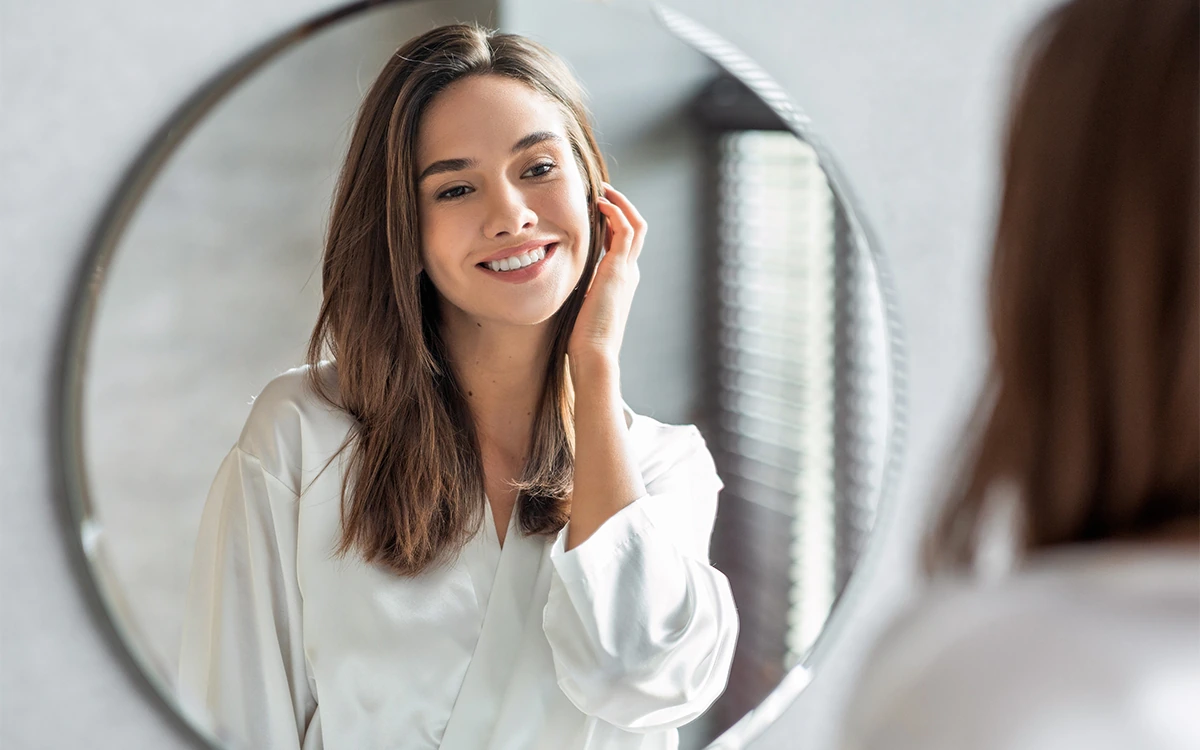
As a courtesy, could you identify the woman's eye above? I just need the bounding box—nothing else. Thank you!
[437,185,471,201]
[524,162,556,178]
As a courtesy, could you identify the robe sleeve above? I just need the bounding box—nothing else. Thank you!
[177,445,317,750]
[542,426,739,731]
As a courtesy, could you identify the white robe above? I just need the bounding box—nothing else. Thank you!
[841,545,1200,750]
[177,363,739,750]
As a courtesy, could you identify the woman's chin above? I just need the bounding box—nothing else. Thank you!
[475,288,576,328]
[493,309,563,328]
[464,300,566,329]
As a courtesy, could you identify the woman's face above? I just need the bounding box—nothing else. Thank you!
[415,74,592,328]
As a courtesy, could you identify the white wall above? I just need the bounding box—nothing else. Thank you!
[0,0,1055,748]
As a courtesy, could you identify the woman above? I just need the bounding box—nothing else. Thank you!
[178,24,739,750]
[843,0,1198,747]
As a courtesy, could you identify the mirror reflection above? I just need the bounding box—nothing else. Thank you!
[80,3,893,748]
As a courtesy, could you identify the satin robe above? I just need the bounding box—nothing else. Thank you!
[177,363,739,750]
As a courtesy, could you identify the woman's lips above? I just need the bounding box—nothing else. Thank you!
[477,243,557,283]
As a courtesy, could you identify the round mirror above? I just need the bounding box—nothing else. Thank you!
[60,2,904,748]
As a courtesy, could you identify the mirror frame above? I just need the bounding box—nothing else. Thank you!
[52,2,908,748]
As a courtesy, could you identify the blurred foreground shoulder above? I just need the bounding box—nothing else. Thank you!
[842,546,1200,750]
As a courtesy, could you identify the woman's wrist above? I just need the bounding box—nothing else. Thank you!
[568,351,620,390]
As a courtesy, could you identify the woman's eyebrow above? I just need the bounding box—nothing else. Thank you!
[511,131,563,153]
[418,132,563,183]
[419,157,475,183]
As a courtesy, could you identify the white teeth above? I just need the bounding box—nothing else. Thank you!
[486,245,549,272]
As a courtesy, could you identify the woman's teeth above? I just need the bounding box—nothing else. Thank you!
[487,245,547,272]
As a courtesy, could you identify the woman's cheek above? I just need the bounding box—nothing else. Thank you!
[550,181,591,238]
[425,215,460,262]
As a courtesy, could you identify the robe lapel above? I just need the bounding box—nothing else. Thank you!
[468,548,562,749]
[438,500,549,749]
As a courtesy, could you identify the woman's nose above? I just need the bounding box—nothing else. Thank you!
[483,182,537,238]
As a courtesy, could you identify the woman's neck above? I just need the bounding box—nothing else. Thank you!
[439,305,554,461]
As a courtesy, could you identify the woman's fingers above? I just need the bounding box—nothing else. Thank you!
[566,184,645,361]
[596,197,634,261]
[598,183,646,263]
[601,184,646,231]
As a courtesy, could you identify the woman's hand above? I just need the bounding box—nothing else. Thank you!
[565,185,649,547]
[567,183,646,379]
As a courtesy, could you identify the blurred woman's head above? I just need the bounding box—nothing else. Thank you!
[929,0,1199,569]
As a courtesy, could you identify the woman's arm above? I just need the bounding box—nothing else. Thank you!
[543,425,739,731]
[545,184,739,730]
[564,357,644,551]
[178,445,316,750]
[564,182,650,549]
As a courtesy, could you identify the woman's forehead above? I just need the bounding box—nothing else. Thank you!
[417,75,569,163]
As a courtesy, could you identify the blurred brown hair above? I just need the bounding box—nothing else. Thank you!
[927,0,1199,570]
[307,24,608,576]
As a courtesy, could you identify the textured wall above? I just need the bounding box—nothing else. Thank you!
[0,0,1055,748]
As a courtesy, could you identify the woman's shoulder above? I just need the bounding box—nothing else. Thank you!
[624,405,718,486]
[844,545,1200,750]
[897,545,1200,642]
[235,361,355,488]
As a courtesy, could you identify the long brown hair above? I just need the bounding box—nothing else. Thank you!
[927,0,1199,570]
[307,24,608,576]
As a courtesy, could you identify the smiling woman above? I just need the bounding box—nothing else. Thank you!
[305,26,609,575]
[70,3,902,750]
[416,77,592,331]
[175,22,740,750]
[421,125,569,279]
